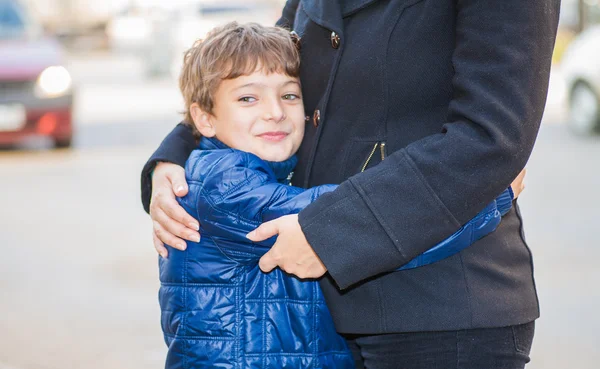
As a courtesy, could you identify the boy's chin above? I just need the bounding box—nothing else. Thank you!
[255,148,295,162]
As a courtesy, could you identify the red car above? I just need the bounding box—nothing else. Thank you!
[0,0,74,148]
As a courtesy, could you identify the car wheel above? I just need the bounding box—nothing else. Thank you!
[54,137,72,149]
[568,82,600,136]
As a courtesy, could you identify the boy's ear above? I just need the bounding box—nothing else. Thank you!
[190,103,216,137]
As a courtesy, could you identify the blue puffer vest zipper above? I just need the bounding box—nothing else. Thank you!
[158,137,513,369]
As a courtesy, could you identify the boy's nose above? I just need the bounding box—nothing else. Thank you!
[264,98,286,123]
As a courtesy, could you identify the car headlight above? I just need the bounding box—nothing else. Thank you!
[35,66,72,98]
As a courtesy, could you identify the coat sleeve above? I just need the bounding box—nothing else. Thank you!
[398,188,513,270]
[298,0,559,289]
[275,0,300,29]
[140,123,196,213]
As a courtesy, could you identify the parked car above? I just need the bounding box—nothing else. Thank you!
[561,25,600,135]
[0,0,74,148]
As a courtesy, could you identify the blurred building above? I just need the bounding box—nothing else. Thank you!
[560,0,600,32]
[21,0,285,39]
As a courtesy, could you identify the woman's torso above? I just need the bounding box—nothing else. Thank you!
[287,0,542,333]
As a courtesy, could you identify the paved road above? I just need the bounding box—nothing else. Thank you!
[0,53,598,369]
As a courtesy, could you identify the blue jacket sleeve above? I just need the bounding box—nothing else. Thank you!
[260,184,338,222]
[188,152,336,261]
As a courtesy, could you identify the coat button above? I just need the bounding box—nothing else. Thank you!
[290,30,301,50]
[313,109,321,127]
[330,31,340,49]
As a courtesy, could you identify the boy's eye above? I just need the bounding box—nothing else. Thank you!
[239,96,256,103]
[282,94,300,100]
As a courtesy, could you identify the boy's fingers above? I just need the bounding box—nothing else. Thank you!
[247,220,280,242]
[154,221,187,251]
[153,232,169,258]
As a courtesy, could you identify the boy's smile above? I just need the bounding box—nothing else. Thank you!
[191,71,305,162]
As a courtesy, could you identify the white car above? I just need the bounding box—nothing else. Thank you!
[561,25,600,135]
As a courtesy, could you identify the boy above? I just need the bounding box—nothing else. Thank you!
[159,22,517,369]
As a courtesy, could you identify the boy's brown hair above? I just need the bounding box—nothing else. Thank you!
[179,22,301,137]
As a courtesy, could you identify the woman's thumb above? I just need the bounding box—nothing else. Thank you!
[168,168,188,197]
[247,221,279,242]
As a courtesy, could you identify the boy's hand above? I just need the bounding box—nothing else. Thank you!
[510,168,526,199]
[150,162,200,258]
[248,214,327,279]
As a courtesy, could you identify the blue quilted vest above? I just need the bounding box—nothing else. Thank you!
[159,137,354,369]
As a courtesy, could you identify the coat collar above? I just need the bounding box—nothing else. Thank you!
[339,0,382,17]
[300,0,344,35]
[301,0,382,30]
[199,136,298,183]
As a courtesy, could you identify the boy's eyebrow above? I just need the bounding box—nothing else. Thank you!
[282,80,301,87]
[231,83,262,91]
[231,80,300,92]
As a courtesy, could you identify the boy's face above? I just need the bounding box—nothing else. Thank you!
[193,71,305,162]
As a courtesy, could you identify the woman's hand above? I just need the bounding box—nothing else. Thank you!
[247,214,327,279]
[150,162,200,257]
[510,168,526,199]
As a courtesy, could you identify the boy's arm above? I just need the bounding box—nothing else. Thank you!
[260,184,338,222]
[195,152,336,260]
[141,123,196,213]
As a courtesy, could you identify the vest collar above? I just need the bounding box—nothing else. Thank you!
[199,136,298,183]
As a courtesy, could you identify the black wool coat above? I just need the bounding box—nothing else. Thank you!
[142,0,560,333]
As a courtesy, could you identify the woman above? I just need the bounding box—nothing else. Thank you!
[141,1,559,368]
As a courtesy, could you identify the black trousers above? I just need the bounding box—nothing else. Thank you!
[344,322,535,369]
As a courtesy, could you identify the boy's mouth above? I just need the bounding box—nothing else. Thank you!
[257,131,289,142]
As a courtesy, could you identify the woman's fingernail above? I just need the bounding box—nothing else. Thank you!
[190,234,200,243]
[176,185,185,193]
[178,242,187,250]
[246,231,255,239]
[189,222,200,231]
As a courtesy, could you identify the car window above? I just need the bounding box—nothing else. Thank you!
[0,1,24,26]
[199,5,253,15]
[0,0,26,37]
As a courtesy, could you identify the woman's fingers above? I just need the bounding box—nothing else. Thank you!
[154,205,200,244]
[153,231,168,258]
[511,168,527,198]
[157,163,199,231]
[153,219,188,251]
[150,161,200,242]
[160,193,200,232]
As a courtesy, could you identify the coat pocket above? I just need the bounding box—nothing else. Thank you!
[341,140,387,179]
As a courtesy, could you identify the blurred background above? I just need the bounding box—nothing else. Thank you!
[0,0,598,368]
